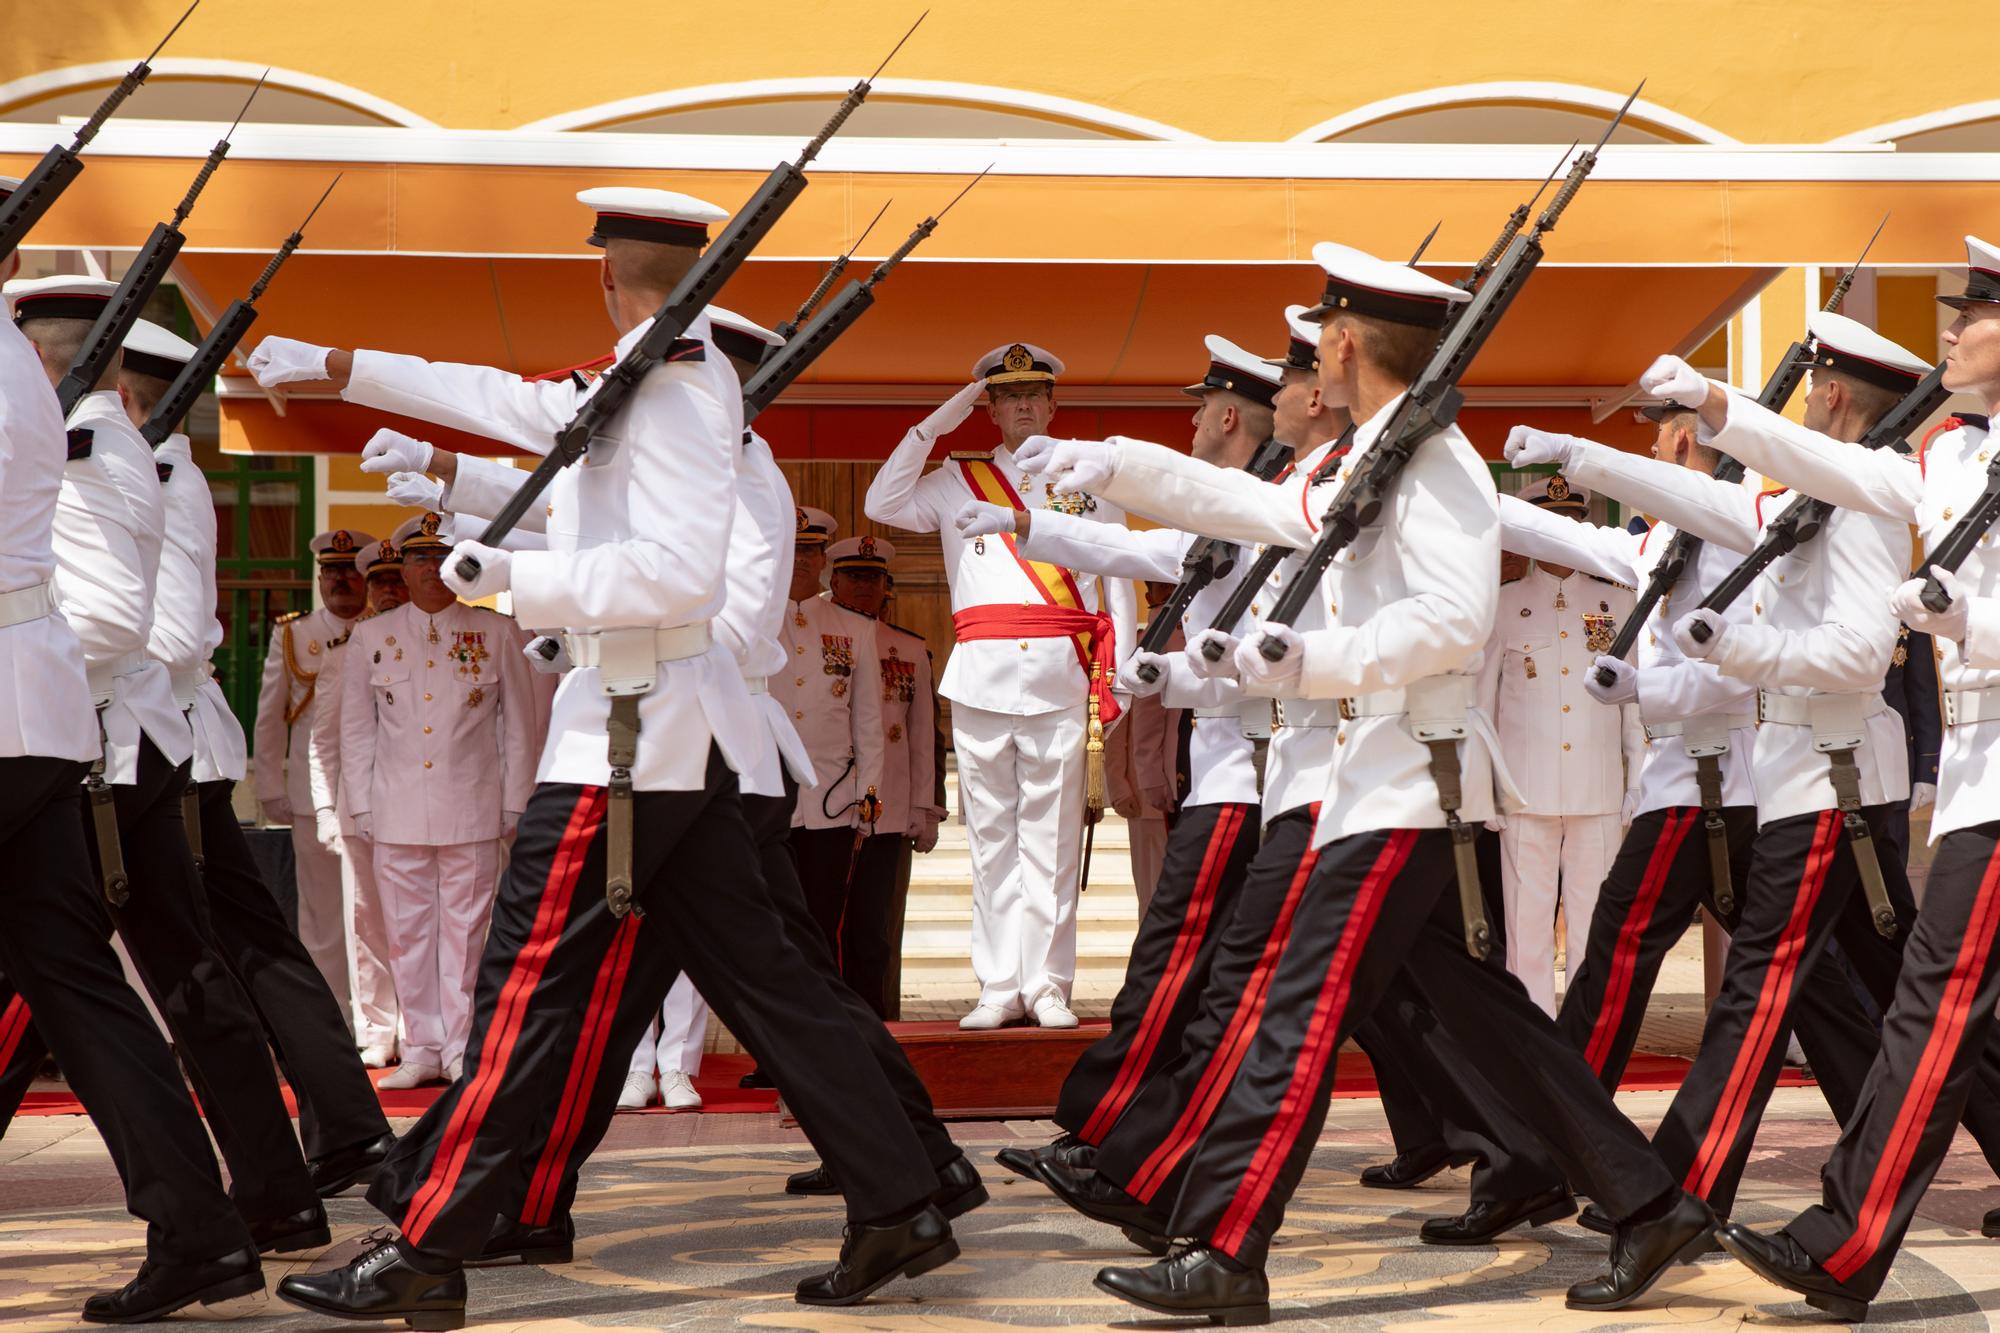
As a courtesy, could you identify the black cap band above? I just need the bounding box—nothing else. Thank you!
[122,348,186,382]
[1941,267,2000,309]
[13,293,111,325]
[1305,277,1454,330]
[1183,360,1279,408]
[1812,344,1923,394]
[587,212,709,249]
[712,326,771,364]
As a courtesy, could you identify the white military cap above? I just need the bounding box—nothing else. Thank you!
[1183,334,1282,408]
[576,187,728,250]
[1518,473,1590,516]
[794,505,838,546]
[1303,241,1470,329]
[391,512,453,553]
[122,318,199,381]
[356,537,402,578]
[5,274,117,324]
[972,342,1065,387]
[1807,311,1929,393]
[1262,304,1320,373]
[310,528,374,568]
[828,534,896,571]
[1940,235,2000,310]
[708,305,785,363]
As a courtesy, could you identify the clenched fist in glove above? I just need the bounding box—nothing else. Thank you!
[386,471,445,510]
[1890,568,1969,642]
[1585,654,1640,706]
[1116,651,1173,698]
[1236,622,1305,689]
[1503,425,1583,471]
[246,336,332,387]
[358,427,434,478]
[1673,608,1728,660]
[1019,436,1117,496]
[1639,354,1709,409]
[954,500,1019,539]
[1185,629,1242,681]
[441,540,510,600]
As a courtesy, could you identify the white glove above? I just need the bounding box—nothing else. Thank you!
[1910,781,1937,812]
[1235,622,1306,690]
[1585,654,1640,706]
[1039,439,1118,496]
[1011,433,1060,475]
[358,427,435,478]
[245,335,332,387]
[261,796,293,827]
[1673,608,1728,660]
[314,806,342,854]
[442,540,511,600]
[954,500,1019,539]
[1640,354,1709,409]
[915,380,985,440]
[1621,788,1640,827]
[1185,629,1242,680]
[1503,425,1582,470]
[524,635,571,674]
[354,811,374,841]
[1116,651,1173,698]
[386,471,445,510]
[501,810,521,840]
[912,812,941,854]
[1890,568,1970,642]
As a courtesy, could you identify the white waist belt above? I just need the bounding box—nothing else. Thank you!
[170,666,211,711]
[743,675,769,695]
[1273,698,1341,729]
[1943,686,2000,727]
[563,623,712,669]
[1192,706,1238,719]
[0,581,55,631]
[85,651,149,701]
[1645,712,1756,742]
[1757,689,1887,751]
[1338,675,1478,728]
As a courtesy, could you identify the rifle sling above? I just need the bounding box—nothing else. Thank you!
[605,694,642,920]
[1421,737,1491,960]
[85,707,130,908]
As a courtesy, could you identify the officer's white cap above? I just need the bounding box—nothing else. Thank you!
[829,534,895,570]
[577,187,728,250]
[122,318,200,381]
[1303,241,1469,328]
[1183,334,1282,408]
[795,506,838,546]
[1806,311,1929,391]
[5,274,117,323]
[972,342,1064,386]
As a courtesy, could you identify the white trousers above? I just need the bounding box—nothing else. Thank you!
[339,835,401,1050]
[627,973,708,1078]
[1128,812,1170,917]
[1500,811,1623,1017]
[291,820,350,1016]
[954,701,1086,1013]
[372,838,501,1068]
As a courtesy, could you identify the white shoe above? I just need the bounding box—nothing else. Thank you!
[378,1062,445,1090]
[958,1003,1017,1031]
[445,1056,464,1082]
[358,1042,397,1069]
[1032,995,1079,1029]
[661,1070,703,1111]
[617,1071,657,1110]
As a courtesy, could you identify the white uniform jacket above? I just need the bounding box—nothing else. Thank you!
[1019,510,1261,808]
[54,392,189,783]
[720,432,813,797]
[338,599,536,844]
[1565,432,1910,825]
[1680,393,1997,839]
[255,605,357,812]
[306,616,363,833]
[343,315,760,791]
[1498,495,1758,816]
[1091,398,1503,846]
[148,432,245,782]
[776,593,886,830]
[0,320,95,762]
[873,619,942,837]
[864,434,1136,718]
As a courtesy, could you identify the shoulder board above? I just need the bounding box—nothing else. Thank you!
[947,450,993,461]
[328,630,351,648]
[276,610,305,625]
[65,427,93,461]
[882,620,923,639]
[663,337,706,364]
[156,461,174,484]
[355,607,379,623]
[1585,573,1636,592]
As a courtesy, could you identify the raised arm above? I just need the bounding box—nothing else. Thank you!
[1706,392,1924,523]
[864,382,983,534]
[343,351,584,457]
[1561,443,1763,555]
[1018,509,1189,583]
[1496,494,1644,586]
[1094,436,1316,549]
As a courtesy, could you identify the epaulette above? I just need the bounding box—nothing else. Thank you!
[1585,573,1636,592]
[881,619,923,639]
[663,337,706,364]
[276,610,305,625]
[65,427,93,461]
[947,450,992,461]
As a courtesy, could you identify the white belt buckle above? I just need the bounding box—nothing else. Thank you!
[594,629,660,698]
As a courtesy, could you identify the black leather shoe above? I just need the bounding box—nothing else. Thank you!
[1576,1201,1614,1236]
[932,1155,990,1220]
[1984,1207,2000,1239]
[786,1163,841,1196]
[465,1213,575,1268]
[1715,1222,1869,1322]
[1358,1143,1470,1191]
[1034,1160,1173,1251]
[1420,1186,1576,1246]
[1095,1243,1271,1325]
[739,1066,775,1090]
[794,1204,958,1306]
[996,1133,1096,1181]
[1566,1191,1715,1311]
[81,1247,263,1323]
[277,1235,467,1330]
[251,1204,332,1255]
[311,1132,395,1199]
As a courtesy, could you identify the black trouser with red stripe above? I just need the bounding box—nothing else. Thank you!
[1787,821,2000,1298]
[0,756,250,1264]
[0,739,319,1227]
[1159,827,1675,1267]
[368,752,939,1258]
[497,778,961,1230]
[1055,800,1259,1142]
[1650,804,2000,1218]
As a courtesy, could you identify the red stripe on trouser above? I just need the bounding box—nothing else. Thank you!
[519,912,643,1226]
[1126,815,1323,1204]
[1825,840,2000,1281]
[403,789,606,1243]
[0,997,31,1073]
[1213,830,1415,1255]
[1082,805,1248,1143]
[1686,810,1840,1198]
[1584,809,1698,1073]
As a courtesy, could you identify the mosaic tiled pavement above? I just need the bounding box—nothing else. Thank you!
[6,1089,2000,1331]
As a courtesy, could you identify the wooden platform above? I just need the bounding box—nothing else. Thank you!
[888,1019,1107,1119]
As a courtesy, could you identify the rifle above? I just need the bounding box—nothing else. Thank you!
[741,167,988,422]
[1200,423,1356,651]
[55,71,265,416]
[1591,213,1890,686]
[0,1,198,259]
[768,196,893,350]
[141,175,340,445]
[458,14,926,580]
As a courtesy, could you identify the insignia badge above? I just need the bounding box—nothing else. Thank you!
[1546,476,1571,502]
[467,686,485,708]
[1002,343,1034,374]
[1519,608,1532,617]
[373,650,381,664]
[858,535,877,558]
[973,536,986,556]
[1524,656,1538,679]
[831,678,848,699]
[307,639,321,655]
[888,723,904,743]
[1892,645,1909,666]
[796,508,809,533]
[1582,612,1617,655]
[386,635,397,647]
[385,689,394,706]
[419,511,442,538]
[795,609,808,628]
[329,530,357,554]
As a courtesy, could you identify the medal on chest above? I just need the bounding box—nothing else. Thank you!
[883,651,916,704]
[449,630,490,682]
[467,686,486,709]
[1581,612,1618,655]
[822,634,854,686]
[1042,481,1098,517]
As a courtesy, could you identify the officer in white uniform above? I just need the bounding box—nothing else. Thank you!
[865,343,1137,1029]
[340,512,534,1086]
[255,527,371,1004]
[1493,475,1644,1015]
